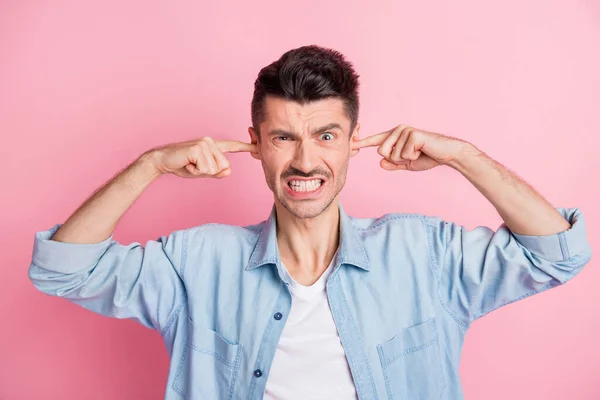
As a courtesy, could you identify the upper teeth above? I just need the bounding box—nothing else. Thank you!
[289,179,322,192]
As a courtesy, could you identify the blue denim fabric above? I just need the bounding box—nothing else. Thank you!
[29,205,591,399]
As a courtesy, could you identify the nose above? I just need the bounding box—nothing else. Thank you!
[290,140,318,174]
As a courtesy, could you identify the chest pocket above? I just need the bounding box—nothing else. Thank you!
[377,318,446,399]
[173,317,242,399]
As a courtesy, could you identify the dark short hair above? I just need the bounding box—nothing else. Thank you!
[251,45,360,139]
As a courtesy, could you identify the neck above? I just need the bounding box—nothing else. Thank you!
[274,200,340,284]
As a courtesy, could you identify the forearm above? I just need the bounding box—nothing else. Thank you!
[52,151,162,244]
[449,144,571,236]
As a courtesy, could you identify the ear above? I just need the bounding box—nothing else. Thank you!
[248,127,261,160]
[350,123,360,157]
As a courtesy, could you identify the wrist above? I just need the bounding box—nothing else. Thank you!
[135,150,164,183]
[446,142,484,172]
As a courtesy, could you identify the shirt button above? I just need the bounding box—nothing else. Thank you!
[273,312,283,320]
[254,369,263,378]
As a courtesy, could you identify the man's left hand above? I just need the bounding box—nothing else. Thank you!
[352,125,476,171]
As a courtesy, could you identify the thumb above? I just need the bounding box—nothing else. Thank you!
[380,159,409,171]
[214,167,232,179]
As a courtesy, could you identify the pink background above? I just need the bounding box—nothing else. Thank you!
[1,1,599,399]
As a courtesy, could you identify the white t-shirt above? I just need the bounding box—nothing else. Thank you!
[263,256,358,399]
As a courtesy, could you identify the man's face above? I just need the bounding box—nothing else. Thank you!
[249,96,359,219]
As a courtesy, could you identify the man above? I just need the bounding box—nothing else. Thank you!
[29,45,591,400]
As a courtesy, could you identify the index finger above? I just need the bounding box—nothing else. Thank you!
[217,140,257,153]
[352,132,390,149]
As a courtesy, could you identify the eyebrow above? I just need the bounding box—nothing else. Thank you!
[268,123,344,138]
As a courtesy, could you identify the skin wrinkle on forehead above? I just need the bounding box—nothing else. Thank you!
[265,98,351,135]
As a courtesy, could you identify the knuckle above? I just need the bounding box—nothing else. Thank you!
[200,141,211,150]
[194,142,208,154]
[395,125,407,134]
[191,143,204,153]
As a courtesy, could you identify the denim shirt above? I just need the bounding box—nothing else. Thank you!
[29,205,592,399]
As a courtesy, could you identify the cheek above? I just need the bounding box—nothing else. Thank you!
[264,144,296,162]
[260,152,286,175]
[325,152,350,171]
[262,153,279,167]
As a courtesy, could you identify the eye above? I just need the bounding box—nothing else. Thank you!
[320,132,335,141]
[275,136,292,141]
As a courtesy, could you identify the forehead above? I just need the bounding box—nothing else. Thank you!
[261,96,351,133]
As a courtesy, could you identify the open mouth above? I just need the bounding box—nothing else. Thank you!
[287,179,324,193]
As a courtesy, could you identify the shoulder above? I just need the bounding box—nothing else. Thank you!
[183,219,265,247]
[348,212,440,232]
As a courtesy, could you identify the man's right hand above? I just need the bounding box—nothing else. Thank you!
[150,137,257,179]
[50,137,256,244]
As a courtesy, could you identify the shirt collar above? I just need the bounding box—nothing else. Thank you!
[246,203,370,272]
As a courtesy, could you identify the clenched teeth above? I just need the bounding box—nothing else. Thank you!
[288,179,323,192]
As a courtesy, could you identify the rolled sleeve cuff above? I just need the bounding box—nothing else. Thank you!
[32,224,114,274]
[511,208,589,262]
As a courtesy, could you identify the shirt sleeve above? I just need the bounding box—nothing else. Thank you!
[426,207,592,329]
[28,224,188,336]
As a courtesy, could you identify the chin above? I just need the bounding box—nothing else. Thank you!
[277,197,336,220]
